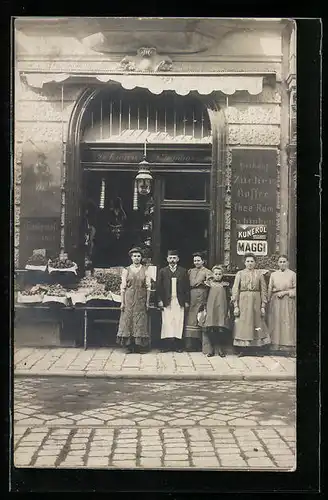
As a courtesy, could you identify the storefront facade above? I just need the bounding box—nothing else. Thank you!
[14,18,296,270]
[13,18,296,346]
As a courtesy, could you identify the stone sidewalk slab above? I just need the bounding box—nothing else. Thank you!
[14,347,296,380]
[14,425,296,470]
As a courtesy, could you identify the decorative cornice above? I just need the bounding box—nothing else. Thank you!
[16,18,285,55]
[16,58,281,79]
[229,124,280,146]
[16,54,283,63]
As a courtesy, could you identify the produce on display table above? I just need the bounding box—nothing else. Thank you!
[26,254,48,266]
[16,266,125,307]
[17,285,47,304]
[85,284,112,302]
[77,276,99,290]
[25,254,48,272]
[94,267,124,277]
[48,257,78,274]
[91,268,123,299]
[45,284,67,296]
[48,257,75,269]
[97,273,122,294]
[71,272,123,304]
[42,284,69,305]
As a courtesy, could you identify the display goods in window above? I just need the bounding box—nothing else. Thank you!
[42,284,69,305]
[48,257,78,274]
[25,253,48,272]
[17,285,47,304]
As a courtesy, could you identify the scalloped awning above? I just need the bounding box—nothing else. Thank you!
[23,72,265,96]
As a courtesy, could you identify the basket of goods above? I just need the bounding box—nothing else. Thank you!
[85,284,113,305]
[77,275,98,292]
[48,257,78,274]
[42,284,69,306]
[98,273,122,301]
[48,256,79,287]
[94,267,124,279]
[25,254,48,272]
[66,276,98,307]
[94,268,122,302]
[17,285,47,304]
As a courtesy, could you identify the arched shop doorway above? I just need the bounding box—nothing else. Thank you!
[65,85,227,273]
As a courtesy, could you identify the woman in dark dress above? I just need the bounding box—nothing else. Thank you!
[117,247,151,353]
[185,252,212,352]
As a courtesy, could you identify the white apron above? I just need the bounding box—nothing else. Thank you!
[161,277,185,339]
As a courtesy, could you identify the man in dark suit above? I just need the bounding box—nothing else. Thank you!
[157,250,190,352]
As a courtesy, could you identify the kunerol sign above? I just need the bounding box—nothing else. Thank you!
[236,224,268,256]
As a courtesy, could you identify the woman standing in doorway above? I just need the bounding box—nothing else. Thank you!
[268,255,296,356]
[232,253,270,356]
[185,252,212,352]
[117,247,151,353]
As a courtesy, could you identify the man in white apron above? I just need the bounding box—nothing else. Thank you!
[157,250,190,352]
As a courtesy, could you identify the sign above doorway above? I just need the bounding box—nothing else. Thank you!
[81,145,212,165]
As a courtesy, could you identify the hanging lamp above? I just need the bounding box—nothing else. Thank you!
[133,140,153,210]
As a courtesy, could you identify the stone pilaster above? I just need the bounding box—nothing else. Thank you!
[224,147,232,267]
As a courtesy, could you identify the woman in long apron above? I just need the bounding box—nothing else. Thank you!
[232,253,270,356]
[185,252,212,352]
[117,247,151,353]
[268,254,296,356]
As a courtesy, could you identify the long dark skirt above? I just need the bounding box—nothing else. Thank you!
[185,287,207,352]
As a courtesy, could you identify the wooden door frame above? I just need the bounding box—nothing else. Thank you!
[152,171,210,267]
[65,87,227,271]
[65,87,99,270]
[153,205,210,269]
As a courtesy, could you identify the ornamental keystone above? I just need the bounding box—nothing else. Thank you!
[119,47,173,72]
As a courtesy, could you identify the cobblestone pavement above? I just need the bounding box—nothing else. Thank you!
[14,378,296,470]
[14,347,296,378]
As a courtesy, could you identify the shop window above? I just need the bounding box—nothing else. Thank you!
[162,173,208,201]
[82,88,212,143]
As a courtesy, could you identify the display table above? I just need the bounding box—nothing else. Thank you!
[15,303,158,350]
[16,270,264,350]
